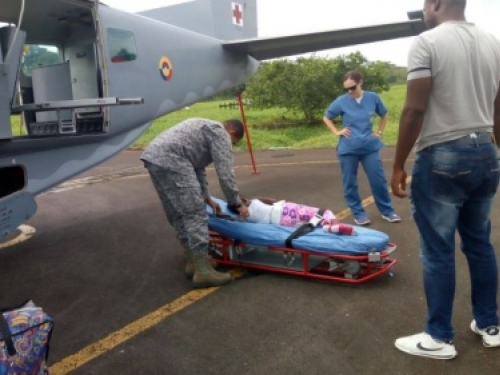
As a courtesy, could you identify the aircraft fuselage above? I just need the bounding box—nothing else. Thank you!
[0,0,259,242]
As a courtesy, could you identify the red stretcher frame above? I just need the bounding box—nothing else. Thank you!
[208,230,398,284]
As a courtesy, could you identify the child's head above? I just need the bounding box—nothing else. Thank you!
[227,196,251,215]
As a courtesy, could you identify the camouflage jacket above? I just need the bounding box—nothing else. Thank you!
[141,117,241,206]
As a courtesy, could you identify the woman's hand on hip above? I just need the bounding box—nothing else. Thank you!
[335,127,350,137]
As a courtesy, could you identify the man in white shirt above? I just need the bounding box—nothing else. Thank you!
[390,0,500,359]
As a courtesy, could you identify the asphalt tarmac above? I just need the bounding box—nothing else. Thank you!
[1,147,499,375]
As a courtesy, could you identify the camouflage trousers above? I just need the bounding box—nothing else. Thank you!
[145,161,208,254]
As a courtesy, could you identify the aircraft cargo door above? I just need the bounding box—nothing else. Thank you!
[65,43,101,113]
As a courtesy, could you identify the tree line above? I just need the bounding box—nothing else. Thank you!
[210,52,407,123]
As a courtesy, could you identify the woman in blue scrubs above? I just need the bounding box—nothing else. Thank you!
[323,70,401,225]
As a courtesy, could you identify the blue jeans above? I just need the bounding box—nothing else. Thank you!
[338,151,395,218]
[410,136,500,342]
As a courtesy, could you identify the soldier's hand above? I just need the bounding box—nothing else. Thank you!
[237,205,249,219]
[206,198,221,214]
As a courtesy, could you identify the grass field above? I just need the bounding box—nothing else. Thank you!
[10,84,406,151]
[136,84,406,151]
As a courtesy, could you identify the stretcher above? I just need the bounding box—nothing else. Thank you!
[206,197,397,284]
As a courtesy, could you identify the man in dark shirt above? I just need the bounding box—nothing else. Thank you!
[141,118,249,288]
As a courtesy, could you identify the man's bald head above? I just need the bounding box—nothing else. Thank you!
[423,0,467,29]
[443,0,466,9]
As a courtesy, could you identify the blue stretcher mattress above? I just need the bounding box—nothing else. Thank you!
[206,197,390,255]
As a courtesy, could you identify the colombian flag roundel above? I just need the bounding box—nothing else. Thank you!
[159,56,173,81]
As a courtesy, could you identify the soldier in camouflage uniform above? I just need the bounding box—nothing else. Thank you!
[141,118,249,288]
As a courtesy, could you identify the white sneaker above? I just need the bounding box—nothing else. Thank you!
[395,332,457,359]
[470,320,500,347]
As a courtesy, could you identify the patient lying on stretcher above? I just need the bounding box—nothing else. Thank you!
[228,197,355,235]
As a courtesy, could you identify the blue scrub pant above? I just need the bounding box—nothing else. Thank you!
[338,151,395,218]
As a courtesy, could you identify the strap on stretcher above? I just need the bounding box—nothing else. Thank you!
[209,213,242,221]
[285,208,326,248]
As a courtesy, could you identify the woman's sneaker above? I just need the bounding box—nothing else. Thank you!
[470,320,500,347]
[354,214,370,225]
[382,213,401,223]
[394,332,457,359]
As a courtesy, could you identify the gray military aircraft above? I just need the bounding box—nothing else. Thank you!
[0,0,425,244]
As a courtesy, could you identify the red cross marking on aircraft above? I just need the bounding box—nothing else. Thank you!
[232,3,243,25]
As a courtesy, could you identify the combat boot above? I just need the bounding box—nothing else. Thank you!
[190,251,231,288]
[184,250,219,279]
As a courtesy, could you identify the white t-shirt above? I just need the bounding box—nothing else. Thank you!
[407,21,500,151]
[247,199,274,224]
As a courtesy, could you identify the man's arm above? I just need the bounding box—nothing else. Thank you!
[494,83,500,147]
[207,126,242,207]
[391,35,433,197]
[393,77,433,170]
[195,168,210,201]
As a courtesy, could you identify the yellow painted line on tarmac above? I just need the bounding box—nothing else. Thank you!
[49,268,246,375]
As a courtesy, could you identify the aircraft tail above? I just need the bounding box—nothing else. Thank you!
[137,0,258,41]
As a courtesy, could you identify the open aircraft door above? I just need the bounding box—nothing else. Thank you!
[0,0,143,141]
[0,0,144,242]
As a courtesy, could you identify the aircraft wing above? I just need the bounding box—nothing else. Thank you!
[222,19,426,61]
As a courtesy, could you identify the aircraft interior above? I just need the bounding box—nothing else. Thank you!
[1,0,107,138]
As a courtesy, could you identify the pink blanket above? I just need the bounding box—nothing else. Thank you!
[279,202,336,227]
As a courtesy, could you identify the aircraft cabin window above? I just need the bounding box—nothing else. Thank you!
[22,45,61,77]
[107,28,137,63]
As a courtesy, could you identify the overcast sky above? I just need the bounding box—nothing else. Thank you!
[101,0,499,66]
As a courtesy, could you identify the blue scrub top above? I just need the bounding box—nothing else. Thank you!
[325,91,388,156]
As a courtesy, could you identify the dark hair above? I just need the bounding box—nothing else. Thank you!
[223,119,245,139]
[227,204,240,215]
[227,196,249,215]
[343,70,364,84]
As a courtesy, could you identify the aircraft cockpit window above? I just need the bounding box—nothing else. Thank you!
[22,45,61,77]
[107,28,137,63]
